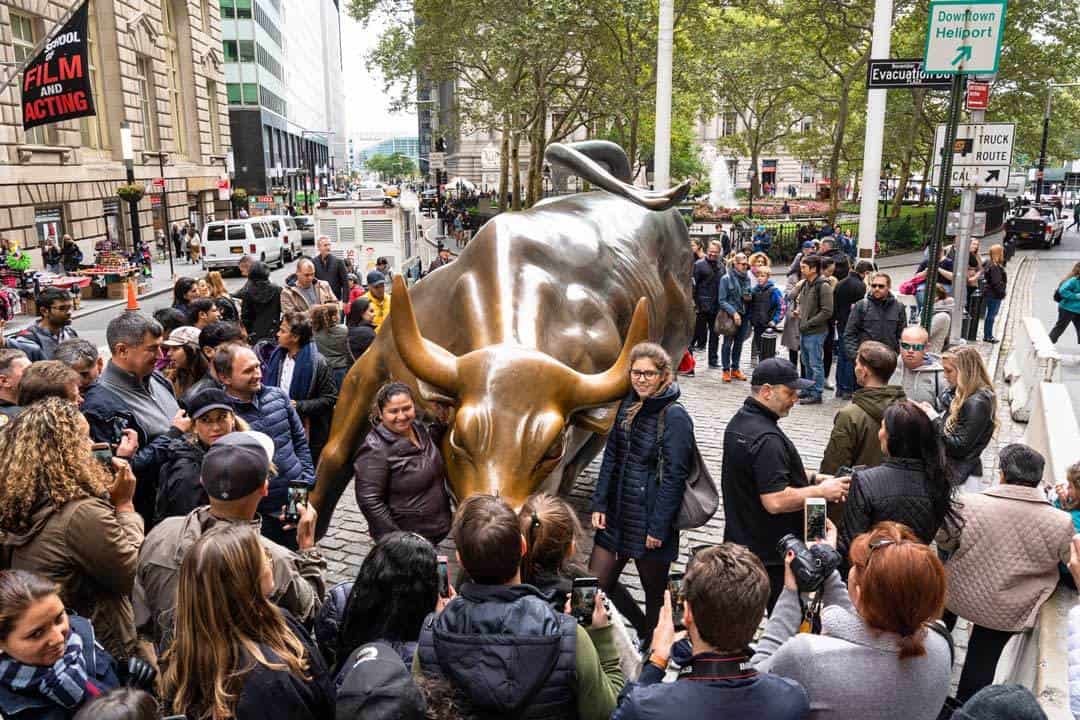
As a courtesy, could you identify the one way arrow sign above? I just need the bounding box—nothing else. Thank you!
[985,169,1000,182]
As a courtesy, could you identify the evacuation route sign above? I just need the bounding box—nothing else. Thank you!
[923,0,1007,74]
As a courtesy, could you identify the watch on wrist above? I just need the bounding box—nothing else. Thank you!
[648,651,669,670]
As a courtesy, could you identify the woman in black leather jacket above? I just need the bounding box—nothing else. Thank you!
[839,401,961,561]
[927,346,996,493]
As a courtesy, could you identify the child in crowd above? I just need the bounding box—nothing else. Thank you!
[749,265,784,367]
[518,493,587,612]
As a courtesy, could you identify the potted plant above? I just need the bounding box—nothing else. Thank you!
[116,183,145,203]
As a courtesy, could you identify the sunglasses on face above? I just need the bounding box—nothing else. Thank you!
[900,342,925,351]
[870,283,888,289]
[630,370,660,380]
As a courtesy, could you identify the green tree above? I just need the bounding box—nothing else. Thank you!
[364,152,417,181]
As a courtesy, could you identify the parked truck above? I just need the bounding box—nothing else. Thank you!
[1004,204,1064,251]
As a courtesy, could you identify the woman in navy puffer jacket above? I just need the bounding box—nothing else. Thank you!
[589,342,694,641]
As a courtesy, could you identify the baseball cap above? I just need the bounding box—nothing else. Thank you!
[751,358,814,390]
[366,270,386,288]
[335,642,424,720]
[162,326,201,348]
[184,388,232,420]
[200,431,272,500]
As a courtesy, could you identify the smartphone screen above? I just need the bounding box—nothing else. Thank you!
[437,555,449,598]
[668,572,686,631]
[805,498,827,541]
[91,442,112,467]
[571,577,599,627]
[284,484,309,524]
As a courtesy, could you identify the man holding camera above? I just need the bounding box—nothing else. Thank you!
[613,544,809,719]
[721,358,850,610]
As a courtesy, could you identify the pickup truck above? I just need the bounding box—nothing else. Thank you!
[1004,204,1064,250]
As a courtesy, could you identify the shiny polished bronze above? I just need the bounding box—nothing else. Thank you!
[311,142,695,536]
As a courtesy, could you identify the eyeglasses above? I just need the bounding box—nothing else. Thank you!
[870,283,888,289]
[630,369,660,380]
[900,342,925,351]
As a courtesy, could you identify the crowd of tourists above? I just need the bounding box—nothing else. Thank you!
[0,221,1073,720]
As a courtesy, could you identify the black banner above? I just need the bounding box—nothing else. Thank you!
[866,59,953,90]
[21,0,95,131]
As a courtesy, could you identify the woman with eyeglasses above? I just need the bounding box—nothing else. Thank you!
[589,343,694,643]
[717,253,753,381]
[752,521,952,720]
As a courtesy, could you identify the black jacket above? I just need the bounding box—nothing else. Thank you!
[591,384,692,564]
[353,421,452,544]
[213,295,240,322]
[692,258,722,313]
[839,458,946,559]
[230,611,335,720]
[843,293,906,357]
[154,437,209,525]
[984,262,1007,300]
[832,274,866,334]
[935,387,995,481]
[11,323,78,361]
[313,253,349,302]
[418,583,577,719]
[347,322,376,358]
[239,280,283,344]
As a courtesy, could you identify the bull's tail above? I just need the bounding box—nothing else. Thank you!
[545,140,691,211]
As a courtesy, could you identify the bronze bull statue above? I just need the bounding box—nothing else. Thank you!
[311,141,694,536]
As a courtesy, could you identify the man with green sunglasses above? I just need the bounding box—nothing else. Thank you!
[889,325,943,406]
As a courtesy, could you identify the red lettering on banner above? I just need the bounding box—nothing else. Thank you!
[58,55,83,81]
[24,91,89,121]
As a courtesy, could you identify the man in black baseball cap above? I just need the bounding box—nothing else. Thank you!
[720,358,850,610]
[132,430,327,653]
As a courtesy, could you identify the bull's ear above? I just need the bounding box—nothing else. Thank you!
[570,404,618,435]
[417,379,457,405]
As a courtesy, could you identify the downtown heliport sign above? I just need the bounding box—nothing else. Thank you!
[924,0,1007,74]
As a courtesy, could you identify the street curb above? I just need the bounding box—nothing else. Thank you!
[988,254,1031,380]
[2,284,174,341]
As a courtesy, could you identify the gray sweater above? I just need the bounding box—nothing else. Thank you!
[751,571,951,720]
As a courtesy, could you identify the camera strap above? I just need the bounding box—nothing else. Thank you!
[685,653,756,682]
[798,592,824,635]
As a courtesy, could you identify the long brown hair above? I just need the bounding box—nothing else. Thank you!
[519,493,581,585]
[161,525,309,720]
[309,303,341,333]
[0,570,60,643]
[940,346,996,435]
[622,342,673,429]
[847,522,946,660]
[205,271,230,299]
[0,398,110,533]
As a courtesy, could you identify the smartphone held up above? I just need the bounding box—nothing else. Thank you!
[571,577,599,627]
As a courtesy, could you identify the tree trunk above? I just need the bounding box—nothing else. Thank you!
[918,144,934,206]
[511,129,522,211]
[498,123,510,212]
[890,89,925,218]
[628,107,640,184]
[828,84,851,223]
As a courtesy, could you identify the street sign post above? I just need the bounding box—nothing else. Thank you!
[924,0,1008,74]
[932,121,1014,188]
[866,59,953,89]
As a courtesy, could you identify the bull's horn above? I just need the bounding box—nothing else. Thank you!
[571,297,651,408]
[389,275,460,392]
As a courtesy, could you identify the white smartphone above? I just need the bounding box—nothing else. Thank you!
[805,497,827,542]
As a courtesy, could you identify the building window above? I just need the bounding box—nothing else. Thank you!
[136,57,160,150]
[207,80,221,154]
[260,86,286,116]
[721,110,737,137]
[11,13,54,146]
[33,207,64,250]
[801,162,814,184]
[256,43,283,81]
[222,40,254,63]
[79,1,109,149]
[162,0,186,156]
[220,0,234,18]
[226,83,258,105]
[254,4,281,45]
[236,0,252,19]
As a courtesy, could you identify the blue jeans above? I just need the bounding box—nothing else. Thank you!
[983,297,1002,340]
[721,319,750,371]
[799,331,826,398]
[835,336,856,395]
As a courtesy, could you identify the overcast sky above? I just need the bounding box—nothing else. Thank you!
[341,13,417,142]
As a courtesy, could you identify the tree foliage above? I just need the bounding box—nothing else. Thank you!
[364,152,417,180]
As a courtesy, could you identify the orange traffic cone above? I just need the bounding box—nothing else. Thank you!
[126,278,139,311]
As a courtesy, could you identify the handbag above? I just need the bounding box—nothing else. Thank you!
[898,273,925,296]
[714,309,738,336]
[656,404,719,530]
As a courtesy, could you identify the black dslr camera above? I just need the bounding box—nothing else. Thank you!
[777,534,842,592]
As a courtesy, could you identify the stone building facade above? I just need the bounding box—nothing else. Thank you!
[0,0,231,266]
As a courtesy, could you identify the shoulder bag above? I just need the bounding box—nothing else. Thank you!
[656,404,719,530]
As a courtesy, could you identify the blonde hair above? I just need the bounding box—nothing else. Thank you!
[205,271,229,299]
[988,244,1004,266]
[0,398,110,533]
[941,346,996,434]
[748,251,771,269]
[1063,461,1080,511]
[309,303,340,333]
[623,343,672,429]
[162,525,309,720]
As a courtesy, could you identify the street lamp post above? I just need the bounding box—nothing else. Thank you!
[119,122,142,253]
[142,150,175,279]
[747,168,756,220]
[1035,82,1080,203]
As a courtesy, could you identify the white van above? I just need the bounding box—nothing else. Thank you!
[263,215,303,261]
[202,218,284,271]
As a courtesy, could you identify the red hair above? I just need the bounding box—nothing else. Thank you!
[848,521,946,660]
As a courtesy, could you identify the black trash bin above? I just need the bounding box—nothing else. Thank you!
[962,288,986,341]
